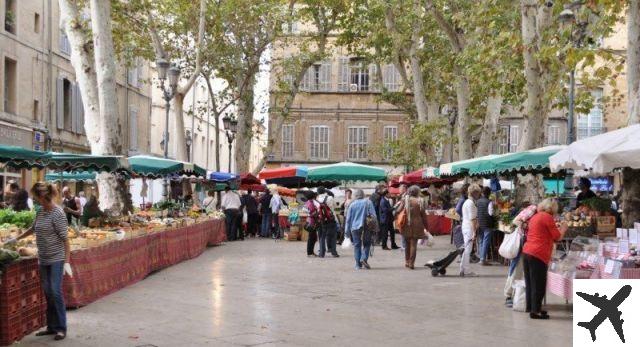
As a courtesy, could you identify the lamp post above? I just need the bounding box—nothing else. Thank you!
[558,1,588,199]
[222,115,238,173]
[156,58,181,200]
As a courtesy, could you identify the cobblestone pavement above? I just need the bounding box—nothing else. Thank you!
[21,235,572,347]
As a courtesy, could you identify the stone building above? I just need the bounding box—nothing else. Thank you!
[0,0,152,191]
[497,20,629,153]
[266,32,409,173]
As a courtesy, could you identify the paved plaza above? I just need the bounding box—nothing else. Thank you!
[21,235,572,347]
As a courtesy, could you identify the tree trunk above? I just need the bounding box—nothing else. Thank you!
[514,173,545,206]
[171,93,188,161]
[629,0,640,125]
[427,102,440,122]
[519,0,550,151]
[58,0,100,145]
[476,94,503,156]
[234,76,256,173]
[89,0,127,213]
[621,168,640,227]
[409,0,429,123]
[455,73,472,160]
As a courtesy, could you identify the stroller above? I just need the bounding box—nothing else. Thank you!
[425,225,465,277]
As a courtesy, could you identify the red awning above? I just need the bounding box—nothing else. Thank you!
[240,173,261,185]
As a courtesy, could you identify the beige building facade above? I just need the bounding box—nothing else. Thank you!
[267,42,409,173]
[0,0,152,191]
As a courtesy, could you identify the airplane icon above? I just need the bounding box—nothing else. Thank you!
[576,285,632,343]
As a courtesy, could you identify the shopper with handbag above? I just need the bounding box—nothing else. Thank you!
[345,189,377,270]
[304,191,320,257]
[396,185,429,269]
[522,198,567,319]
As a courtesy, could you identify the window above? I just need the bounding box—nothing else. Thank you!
[60,30,71,55]
[33,100,39,121]
[497,126,509,154]
[34,13,40,33]
[301,62,331,91]
[128,59,141,88]
[546,125,561,145]
[62,79,72,131]
[347,126,368,160]
[349,58,369,91]
[383,126,398,160]
[56,78,84,134]
[5,0,15,34]
[383,64,402,91]
[3,58,16,114]
[309,126,329,159]
[129,107,138,150]
[577,89,605,140]
[282,124,294,158]
[509,125,520,153]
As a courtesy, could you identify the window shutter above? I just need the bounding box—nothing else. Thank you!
[369,64,378,92]
[71,83,78,133]
[56,78,64,130]
[77,85,85,134]
[300,67,311,91]
[382,65,391,90]
[320,62,331,91]
[338,57,349,91]
[129,107,138,150]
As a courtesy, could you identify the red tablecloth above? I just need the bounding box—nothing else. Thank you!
[64,218,225,307]
[426,215,452,235]
[546,271,572,301]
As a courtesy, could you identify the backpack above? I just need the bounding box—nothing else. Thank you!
[318,197,334,224]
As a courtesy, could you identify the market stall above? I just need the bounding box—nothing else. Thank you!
[0,149,226,345]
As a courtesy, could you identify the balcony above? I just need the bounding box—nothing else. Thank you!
[576,126,607,140]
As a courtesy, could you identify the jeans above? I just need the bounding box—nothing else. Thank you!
[523,254,548,313]
[323,222,338,255]
[224,209,240,241]
[478,227,493,261]
[352,227,371,267]
[260,213,272,237]
[459,227,474,274]
[40,261,67,333]
[306,229,318,255]
[317,226,327,257]
[246,213,259,236]
[504,251,523,298]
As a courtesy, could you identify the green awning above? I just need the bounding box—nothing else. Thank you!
[0,144,128,172]
[307,162,387,182]
[439,154,503,177]
[490,146,566,176]
[128,155,206,178]
[45,171,97,182]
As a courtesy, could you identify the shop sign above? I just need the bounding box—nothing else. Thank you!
[0,123,32,148]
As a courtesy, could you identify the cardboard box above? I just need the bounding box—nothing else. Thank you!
[596,216,616,237]
[284,231,299,241]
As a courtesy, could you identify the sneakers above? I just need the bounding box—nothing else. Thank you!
[354,265,362,270]
[459,271,478,277]
[361,260,371,269]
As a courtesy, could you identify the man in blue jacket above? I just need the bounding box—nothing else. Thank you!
[379,189,398,250]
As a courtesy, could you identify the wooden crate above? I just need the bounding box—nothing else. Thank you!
[284,231,299,241]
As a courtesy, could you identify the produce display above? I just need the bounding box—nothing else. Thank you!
[0,205,225,263]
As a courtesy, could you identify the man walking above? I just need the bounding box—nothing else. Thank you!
[369,184,385,245]
[317,187,339,258]
[259,190,273,237]
[241,190,259,237]
[221,186,242,241]
[379,189,398,250]
[476,186,495,265]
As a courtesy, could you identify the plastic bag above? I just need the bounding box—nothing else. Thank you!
[425,231,435,247]
[499,228,521,259]
[242,211,248,224]
[342,236,352,250]
[512,280,526,312]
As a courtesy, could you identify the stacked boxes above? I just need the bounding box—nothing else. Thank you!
[0,259,46,346]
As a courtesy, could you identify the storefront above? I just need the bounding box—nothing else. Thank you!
[0,122,43,193]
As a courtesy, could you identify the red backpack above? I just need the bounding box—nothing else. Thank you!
[318,197,334,224]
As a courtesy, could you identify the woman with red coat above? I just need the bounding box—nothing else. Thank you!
[522,198,568,319]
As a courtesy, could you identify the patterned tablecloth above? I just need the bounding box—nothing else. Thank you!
[546,271,573,301]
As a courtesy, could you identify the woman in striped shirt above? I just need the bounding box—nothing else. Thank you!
[13,182,71,341]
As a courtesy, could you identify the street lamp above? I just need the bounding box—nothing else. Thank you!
[222,114,238,173]
[156,58,181,200]
[185,130,192,162]
[558,1,588,201]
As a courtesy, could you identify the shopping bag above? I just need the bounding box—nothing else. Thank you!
[512,280,526,312]
[499,228,521,259]
[341,236,352,250]
[425,231,435,247]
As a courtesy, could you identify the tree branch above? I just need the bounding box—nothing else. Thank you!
[147,10,167,60]
[424,0,464,52]
[177,0,207,95]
